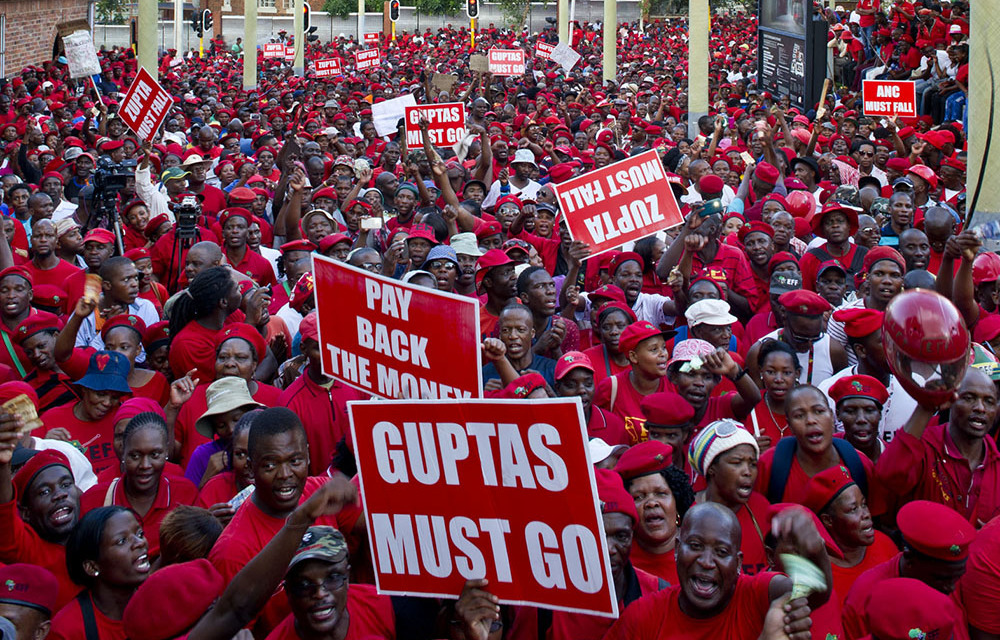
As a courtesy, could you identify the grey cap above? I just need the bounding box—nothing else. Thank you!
[425,244,459,267]
[770,272,803,295]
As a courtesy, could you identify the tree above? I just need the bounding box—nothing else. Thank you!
[414,0,462,16]
[322,0,384,18]
[96,0,129,24]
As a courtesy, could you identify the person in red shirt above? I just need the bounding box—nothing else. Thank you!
[278,313,365,476]
[0,563,60,640]
[0,448,83,611]
[51,506,150,640]
[865,578,959,640]
[552,350,630,446]
[583,300,635,385]
[640,391,696,470]
[80,413,198,559]
[960,515,1000,637]
[799,203,869,292]
[841,500,975,640]
[168,266,243,382]
[22,219,85,306]
[602,502,828,640]
[802,465,899,607]
[475,250,518,339]
[876,367,1000,525]
[40,350,132,477]
[0,266,37,377]
[666,339,761,435]
[183,155,228,218]
[615,441,695,584]
[219,208,278,288]
[265,526,395,640]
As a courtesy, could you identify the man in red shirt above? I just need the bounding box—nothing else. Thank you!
[876,367,1000,525]
[553,351,630,446]
[475,250,518,339]
[841,500,975,639]
[219,208,278,287]
[0,448,82,611]
[0,563,59,640]
[602,502,827,640]
[22,219,85,305]
[183,154,228,218]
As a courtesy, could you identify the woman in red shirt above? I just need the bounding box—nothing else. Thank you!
[583,303,635,385]
[168,266,243,382]
[746,340,801,453]
[80,413,198,559]
[51,506,150,640]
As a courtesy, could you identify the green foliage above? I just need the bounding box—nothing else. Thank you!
[494,0,529,27]
[322,0,383,17]
[96,0,129,24]
[414,0,462,16]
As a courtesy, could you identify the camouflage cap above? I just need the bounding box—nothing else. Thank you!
[289,526,349,569]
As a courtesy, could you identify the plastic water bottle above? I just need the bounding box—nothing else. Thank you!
[974,220,1000,240]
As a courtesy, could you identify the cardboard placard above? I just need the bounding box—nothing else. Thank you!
[488,49,526,76]
[118,68,173,140]
[862,79,917,118]
[404,103,466,148]
[371,94,418,137]
[470,54,489,73]
[554,149,684,257]
[550,42,581,72]
[314,58,344,78]
[63,30,102,79]
[350,398,618,618]
[432,72,459,93]
[313,254,482,399]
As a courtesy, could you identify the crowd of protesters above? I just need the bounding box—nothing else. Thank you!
[0,1,996,640]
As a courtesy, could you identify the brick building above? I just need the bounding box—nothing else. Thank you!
[0,0,91,76]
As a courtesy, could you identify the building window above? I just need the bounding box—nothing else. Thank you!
[258,0,276,7]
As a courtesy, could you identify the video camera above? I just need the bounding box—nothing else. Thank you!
[92,156,137,193]
[174,195,202,240]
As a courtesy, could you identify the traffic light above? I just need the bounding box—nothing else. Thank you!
[466,0,479,19]
[201,9,213,33]
[389,0,400,22]
[190,12,202,36]
[303,2,311,31]
[129,18,137,50]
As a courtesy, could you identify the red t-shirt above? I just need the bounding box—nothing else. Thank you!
[582,344,631,386]
[80,475,199,558]
[603,571,779,640]
[277,375,366,475]
[196,470,241,508]
[586,406,631,447]
[131,370,170,405]
[0,499,81,611]
[594,371,671,446]
[227,248,279,288]
[857,0,879,26]
[961,516,1000,634]
[40,402,118,476]
[630,544,678,585]
[737,492,773,576]
[830,531,899,607]
[755,438,878,509]
[168,320,223,382]
[24,259,85,302]
[265,584,395,640]
[50,592,127,640]
[196,184,229,217]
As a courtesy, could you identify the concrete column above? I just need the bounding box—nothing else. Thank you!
[558,0,568,43]
[173,0,183,54]
[358,0,364,41]
[293,0,304,75]
[244,0,257,90]
[602,0,615,83]
[967,3,1000,231]
[138,0,157,76]
[687,0,709,139]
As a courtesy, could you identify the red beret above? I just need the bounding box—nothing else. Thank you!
[548,163,578,184]
[13,311,61,345]
[865,578,956,640]
[143,320,171,351]
[941,156,966,172]
[317,233,352,254]
[698,174,725,195]
[0,564,59,614]
[12,450,72,502]
[897,500,976,561]
[280,239,318,254]
[101,313,148,342]
[973,313,1000,344]
[589,284,627,306]
[0,381,39,408]
[778,290,831,316]
[144,213,171,237]
[754,162,780,186]
[595,468,638,524]
[122,559,225,640]
[220,322,267,361]
[829,374,889,407]
[609,251,644,275]
[475,220,503,241]
[802,464,856,514]
[495,194,523,211]
[885,157,911,173]
[123,248,151,263]
[219,207,252,227]
[83,228,115,245]
[863,246,905,275]
[614,440,673,482]
[640,391,695,428]
[228,186,257,205]
[737,221,774,243]
[832,308,884,338]
[0,266,32,287]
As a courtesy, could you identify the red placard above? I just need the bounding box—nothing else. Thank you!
[285,46,295,61]
[349,398,618,618]
[488,49,526,76]
[862,80,917,117]
[364,32,381,44]
[313,254,482,399]
[535,41,555,60]
[314,58,343,78]
[554,149,683,257]
[355,48,381,71]
[404,103,466,148]
[262,43,285,59]
[118,67,172,140]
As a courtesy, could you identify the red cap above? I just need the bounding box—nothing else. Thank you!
[554,351,594,381]
[100,313,147,341]
[768,251,800,275]
[0,564,59,614]
[83,228,115,245]
[614,440,673,482]
[299,311,319,342]
[778,290,831,316]
[13,311,61,345]
[595,468,638,524]
[496,372,548,399]
[829,374,889,407]
[589,284,627,306]
[609,251,644,275]
[832,307,884,338]
[802,464,857,514]
[897,500,976,561]
[406,223,439,245]
[219,323,267,361]
[618,320,669,353]
[865,578,956,640]
[475,220,503,241]
[12,450,71,502]
[475,249,514,293]
[640,391,695,427]
[122,559,225,640]
[280,239,318,254]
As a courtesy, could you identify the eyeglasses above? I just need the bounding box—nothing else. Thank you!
[361,262,382,272]
[427,260,457,271]
[857,151,874,157]
[286,572,348,598]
